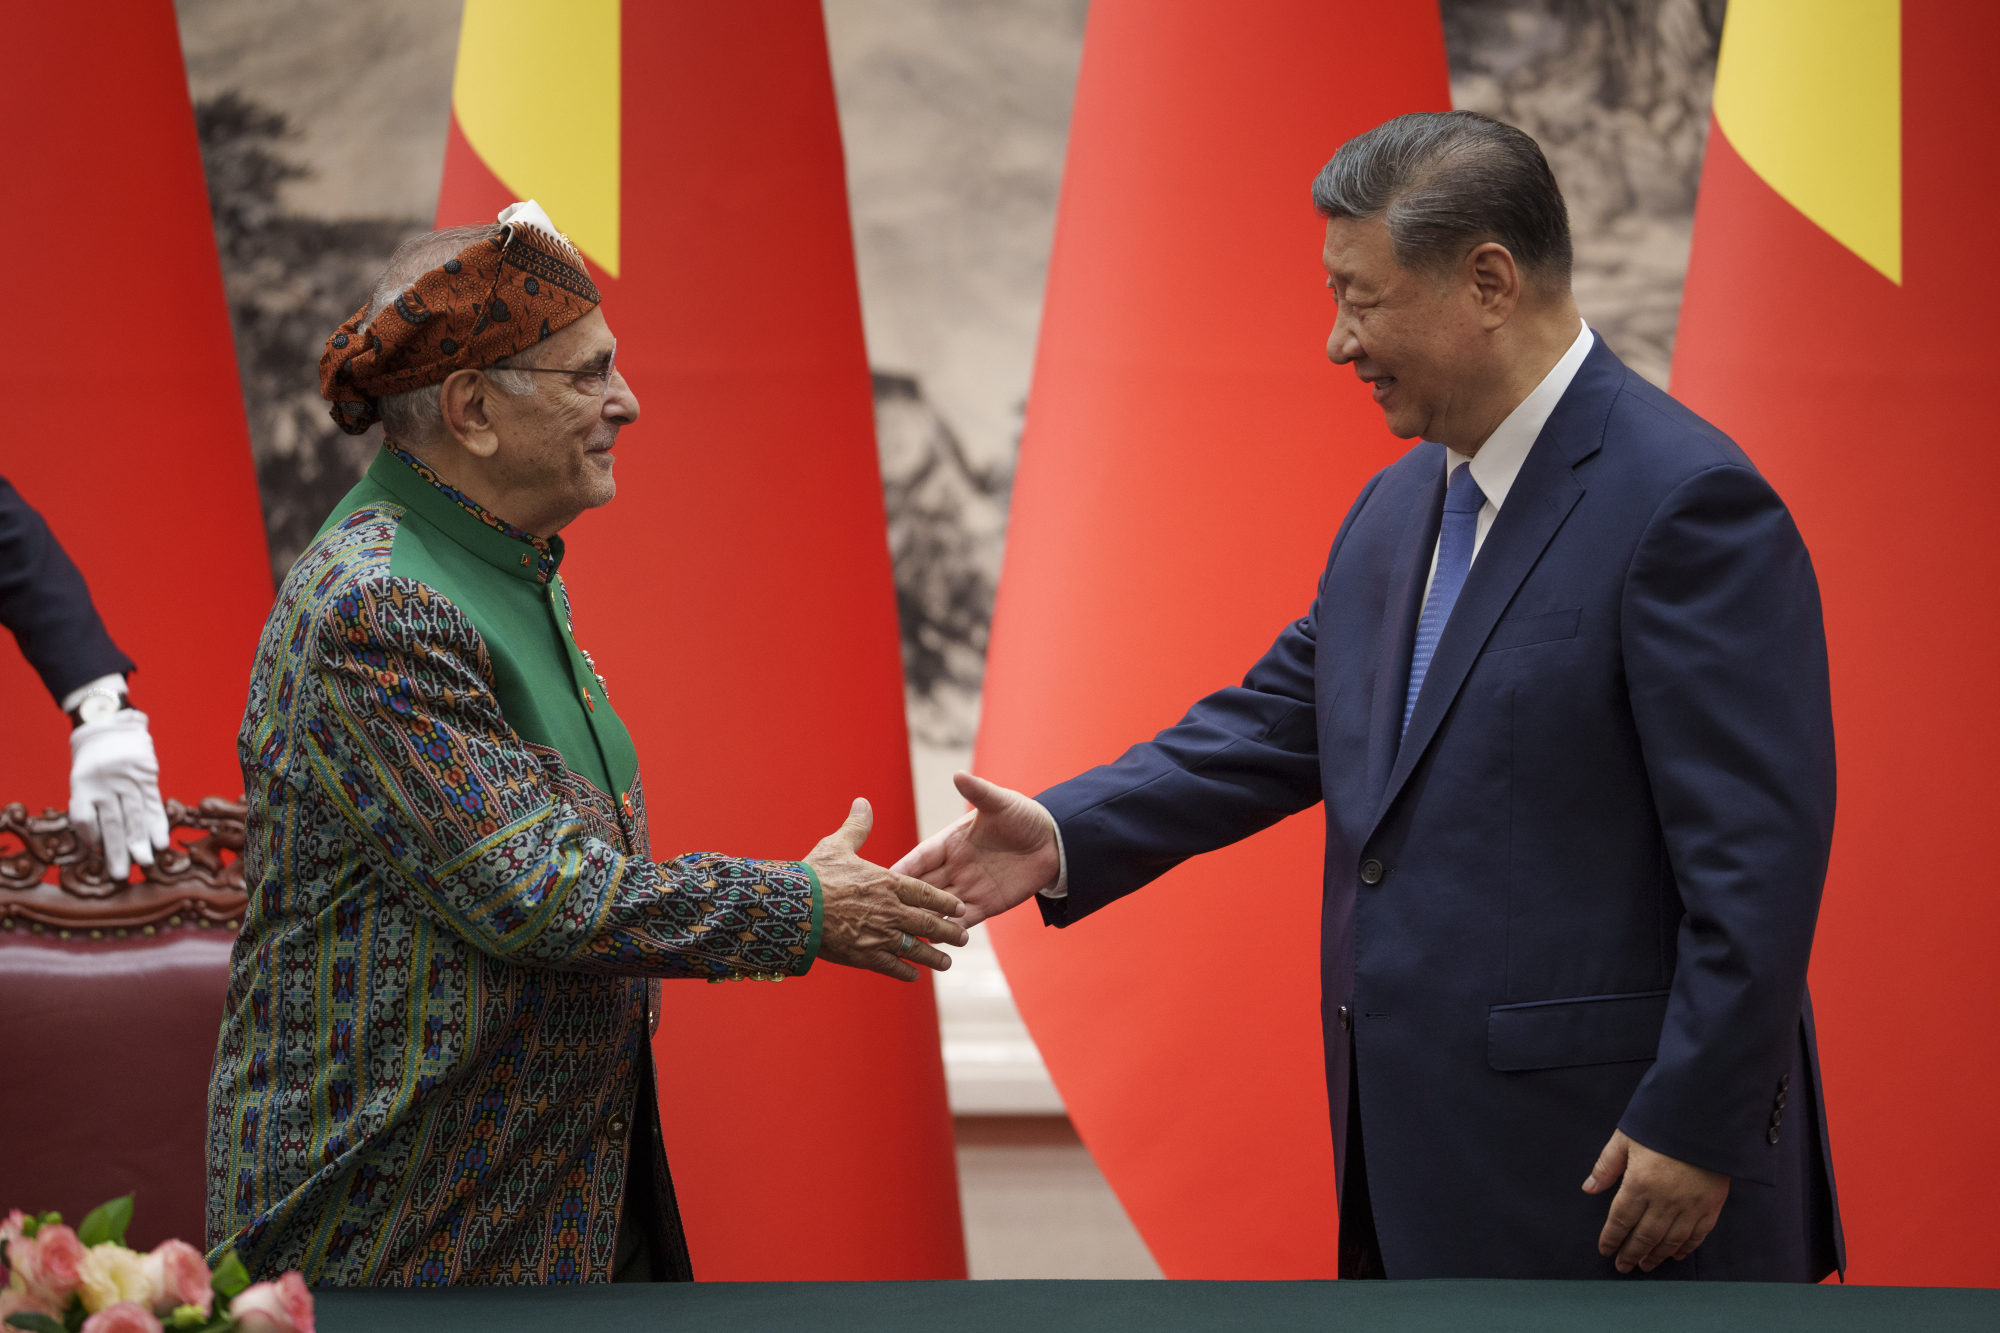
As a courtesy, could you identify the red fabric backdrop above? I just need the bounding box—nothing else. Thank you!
[976,0,1450,1278]
[434,1,965,1280]
[0,3,269,815]
[1670,1,2000,1288]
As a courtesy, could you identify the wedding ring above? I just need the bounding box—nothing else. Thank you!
[898,932,916,956]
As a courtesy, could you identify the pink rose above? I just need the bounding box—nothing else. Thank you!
[10,1223,88,1310]
[0,1210,22,1286]
[80,1301,165,1333]
[229,1272,315,1333]
[0,1286,57,1320]
[142,1239,213,1317]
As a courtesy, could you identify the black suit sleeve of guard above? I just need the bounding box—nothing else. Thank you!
[0,474,136,704]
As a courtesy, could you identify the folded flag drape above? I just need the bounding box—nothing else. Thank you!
[975,0,1450,1278]
[437,0,964,1280]
[1671,0,1999,1288]
[0,1,270,812]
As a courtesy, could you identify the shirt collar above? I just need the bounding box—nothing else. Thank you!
[369,444,563,584]
[1443,319,1595,509]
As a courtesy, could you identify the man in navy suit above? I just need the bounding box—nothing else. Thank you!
[898,112,1841,1281]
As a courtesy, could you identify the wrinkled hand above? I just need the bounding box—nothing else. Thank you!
[890,772,1060,927]
[808,798,968,981]
[69,708,171,881]
[1583,1129,1731,1273]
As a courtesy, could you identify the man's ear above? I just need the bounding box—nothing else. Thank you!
[1465,241,1522,330]
[439,368,501,460]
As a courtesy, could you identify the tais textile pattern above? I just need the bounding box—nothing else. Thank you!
[207,479,817,1284]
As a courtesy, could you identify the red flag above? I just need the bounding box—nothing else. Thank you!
[1671,0,2000,1287]
[977,0,1449,1277]
[0,2,269,811]
[436,0,964,1279]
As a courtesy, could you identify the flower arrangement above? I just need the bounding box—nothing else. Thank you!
[1,1198,312,1333]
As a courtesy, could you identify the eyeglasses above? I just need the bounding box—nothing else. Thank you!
[491,342,619,396]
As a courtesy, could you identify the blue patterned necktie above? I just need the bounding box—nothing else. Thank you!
[1403,462,1486,737]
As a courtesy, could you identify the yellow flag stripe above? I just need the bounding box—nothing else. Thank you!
[1712,0,1900,284]
[453,0,621,276]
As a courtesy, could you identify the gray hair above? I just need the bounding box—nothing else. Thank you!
[364,224,540,443]
[1310,111,1572,286]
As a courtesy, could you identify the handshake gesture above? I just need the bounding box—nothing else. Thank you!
[803,795,970,980]
[892,772,1060,927]
[805,772,1058,978]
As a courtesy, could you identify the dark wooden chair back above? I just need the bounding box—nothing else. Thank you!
[0,798,246,1250]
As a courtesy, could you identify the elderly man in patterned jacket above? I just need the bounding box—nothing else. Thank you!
[206,202,967,1286]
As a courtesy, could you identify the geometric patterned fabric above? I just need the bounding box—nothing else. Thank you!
[206,447,822,1284]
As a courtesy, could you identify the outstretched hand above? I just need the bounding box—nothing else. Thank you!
[890,772,1060,927]
[807,797,969,982]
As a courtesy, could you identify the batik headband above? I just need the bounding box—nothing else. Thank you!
[319,200,601,435]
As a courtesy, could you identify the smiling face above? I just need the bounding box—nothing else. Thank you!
[482,307,639,533]
[1322,215,1494,447]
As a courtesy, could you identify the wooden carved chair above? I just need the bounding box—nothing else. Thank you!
[0,797,246,1251]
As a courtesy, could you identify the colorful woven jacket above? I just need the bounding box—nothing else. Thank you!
[207,447,822,1285]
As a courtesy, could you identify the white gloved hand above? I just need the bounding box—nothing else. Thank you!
[69,708,172,880]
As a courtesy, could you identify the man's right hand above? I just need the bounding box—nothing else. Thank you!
[808,797,969,981]
[70,708,172,881]
[891,771,1060,927]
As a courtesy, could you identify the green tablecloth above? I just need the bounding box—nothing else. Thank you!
[318,1278,1997,1331]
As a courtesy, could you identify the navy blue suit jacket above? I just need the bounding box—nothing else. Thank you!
[1,474,133,705]
[1037,339,1843,1280]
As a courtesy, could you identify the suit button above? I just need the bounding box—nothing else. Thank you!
[1770,1108,1784,1127]
[1767,1127,1780,1144]
[1780,1074,1791,1089]
[1359,859,1385,886]
[1338,1005,1352,1031]
[1775,1090,1787,1109]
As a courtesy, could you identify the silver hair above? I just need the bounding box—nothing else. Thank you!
[363,224,540,443]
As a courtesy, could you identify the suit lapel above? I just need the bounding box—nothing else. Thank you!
[1364,458,1444,808]
[1369,337,1625,835]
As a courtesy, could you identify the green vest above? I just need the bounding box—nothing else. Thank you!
[322,447,638,804]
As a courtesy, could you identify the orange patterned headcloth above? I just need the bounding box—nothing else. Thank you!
[319,201,601,435]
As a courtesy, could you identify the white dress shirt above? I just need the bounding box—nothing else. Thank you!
[1040,320,1596,900]
[1422,319,1594,602]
